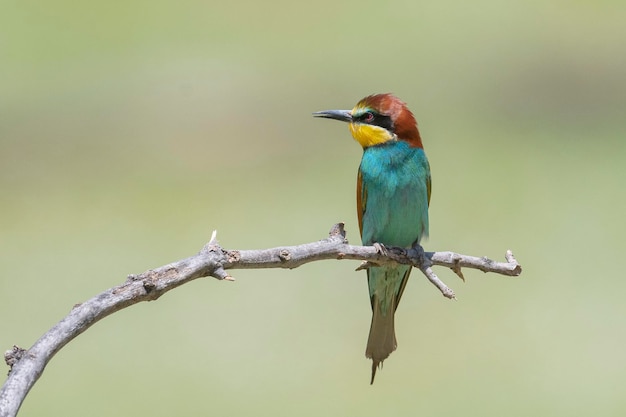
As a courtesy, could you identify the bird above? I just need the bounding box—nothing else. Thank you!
[313,93,431,384]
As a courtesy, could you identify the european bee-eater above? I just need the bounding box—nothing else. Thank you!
[314,94,431,384]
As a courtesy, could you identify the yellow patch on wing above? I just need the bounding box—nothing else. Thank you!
[349,123,395,148]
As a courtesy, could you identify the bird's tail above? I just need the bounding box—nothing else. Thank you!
[365,297,397,384]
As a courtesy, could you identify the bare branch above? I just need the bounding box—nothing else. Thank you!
[0,223,521,417]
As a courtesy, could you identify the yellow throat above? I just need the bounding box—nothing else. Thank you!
[348,123,395,148]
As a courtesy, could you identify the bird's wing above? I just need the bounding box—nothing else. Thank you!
[357,167,367,238]
[426,161,432,207]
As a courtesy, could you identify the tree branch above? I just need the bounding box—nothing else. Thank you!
[0,223,521,417]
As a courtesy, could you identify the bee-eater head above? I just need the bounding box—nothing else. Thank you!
[313,93,423,149]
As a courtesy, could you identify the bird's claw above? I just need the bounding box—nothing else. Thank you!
[373,242,388,256]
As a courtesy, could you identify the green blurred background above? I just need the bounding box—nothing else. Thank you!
[1,0,625,415]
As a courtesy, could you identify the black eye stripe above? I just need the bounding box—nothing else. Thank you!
[357,111,394,132]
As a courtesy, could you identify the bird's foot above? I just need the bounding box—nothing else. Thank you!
[373,242,388,256]
[409,243,430,269]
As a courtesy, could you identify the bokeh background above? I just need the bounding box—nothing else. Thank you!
[2,1,625,416]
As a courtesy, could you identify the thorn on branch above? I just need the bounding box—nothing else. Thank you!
[201,229,223,255]
[328,223,347,241]
[451,255,465,282]
[195,230,237,281]
[209,230,218,245]
[355,261,378,271]
[212,265,235,281]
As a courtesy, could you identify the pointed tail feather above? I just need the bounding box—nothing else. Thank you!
[365,298,397,384]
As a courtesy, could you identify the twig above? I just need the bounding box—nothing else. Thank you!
[0,223,521,417]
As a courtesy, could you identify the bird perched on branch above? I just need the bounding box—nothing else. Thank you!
[313,94,431,384]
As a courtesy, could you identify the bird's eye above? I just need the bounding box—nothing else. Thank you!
[363,112,375,122]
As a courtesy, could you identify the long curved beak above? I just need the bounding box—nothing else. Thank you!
[312,109,353,123]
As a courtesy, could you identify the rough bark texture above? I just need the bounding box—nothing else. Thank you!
[0,223,521,417]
